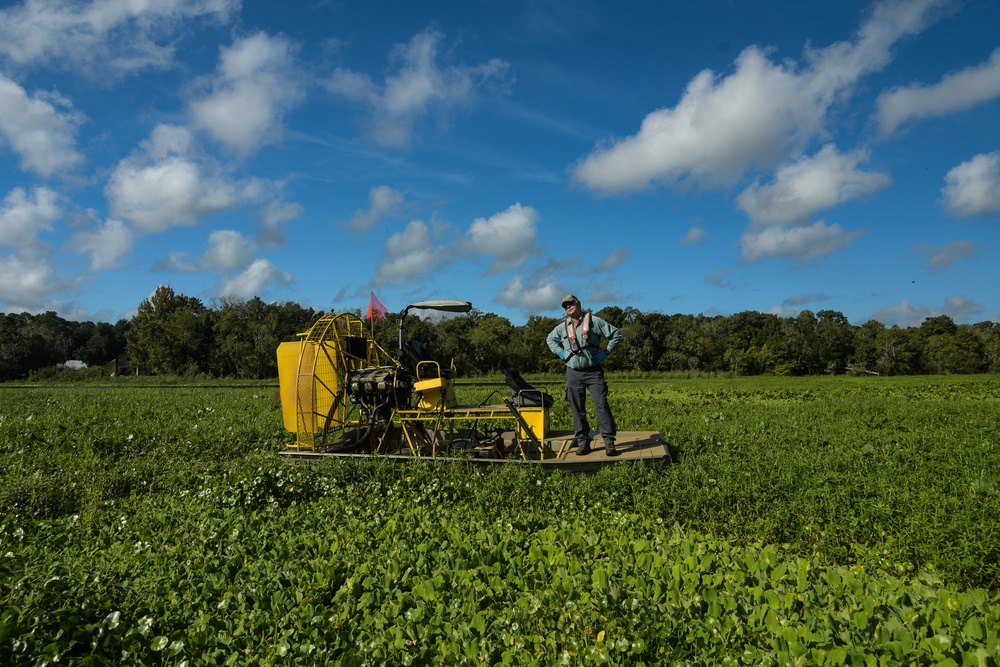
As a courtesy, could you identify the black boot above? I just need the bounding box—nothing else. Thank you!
[575,441,591,456]
[604,440,619,457]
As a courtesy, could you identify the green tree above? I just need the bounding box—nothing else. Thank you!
[433,310,475,375]
[466,313,515,374]
[0,313,41,380]
[212,297,262,378]
[507,315,560,373]
[682,315,727,372]
[22,311,75,363]
[925,325,985,374]
[919,315,958,338]
[210,297,320,378]
[873,326,920,376]
[77,320,129,367]
[816,310,855,374]
[640,312,677,372]
[750,341,790,375]
[657,314,696,371]
[594,305,625,329]
[850,320,885,373]
[783,310,821,375]
[671,314,712,371]
[618,318,655,371]
[127,285,214,375]
[969,321,1000,372]
[722,311,785,375]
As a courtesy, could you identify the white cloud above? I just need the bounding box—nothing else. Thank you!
[766,304,801,318]
[258,200,302,247]
[491,249,632,314]
[736,145,890,225]
[705,269,732,288]
[374,219,448,284]
[909,240,977,271]
[217,257,292,299]
[875,47,1000,136]
[680,227,705,245]
[0,186,62,250]
[189,32,305,155]
[325,29,512,148]
[156,227,280,276]
[573,47,821,193]
[571,0,946,194]
[0,0,237,78]
[370,203,542,284]
[465,203,541,272]
[0,186,85,312]
[784,293,830,306]
[201,229,255,270]
[107,155,234,233]
[494,275,564,314]
[0,251,77,313]
[69,218,134,270]
[871,295,983,327]
[326,67,377,104]
[156,250,198,273]
[739,221,864,262]
[594,247,631,272]
[940,151,1000,217]
[732,146,879,263]
[346,185,405,233]
[803,0,949,90]
[0,75,83,176]
[106,124,255,233]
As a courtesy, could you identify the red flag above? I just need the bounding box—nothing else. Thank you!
[366,291,388,323]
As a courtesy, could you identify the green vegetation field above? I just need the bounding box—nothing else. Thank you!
[2,374,999,665]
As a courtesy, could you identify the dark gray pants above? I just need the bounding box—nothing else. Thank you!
[565,365,617,446]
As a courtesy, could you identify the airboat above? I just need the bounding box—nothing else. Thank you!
[276,300,670,471]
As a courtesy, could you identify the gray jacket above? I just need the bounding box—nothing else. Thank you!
[546,313,622,370]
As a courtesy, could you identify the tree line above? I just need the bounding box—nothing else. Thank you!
[2,285,998,382]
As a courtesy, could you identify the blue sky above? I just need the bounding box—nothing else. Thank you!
[1,0,998,327]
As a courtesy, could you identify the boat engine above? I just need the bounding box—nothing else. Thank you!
[347,366,413,417]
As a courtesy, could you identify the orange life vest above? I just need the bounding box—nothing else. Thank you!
[565,312,592,353]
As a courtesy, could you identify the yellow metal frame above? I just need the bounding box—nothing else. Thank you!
[396,404,554,461]
[277,309,557,459]
[281,312,393,451]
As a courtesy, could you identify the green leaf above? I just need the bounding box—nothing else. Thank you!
[826,647,847,665]
[962,616,983,640]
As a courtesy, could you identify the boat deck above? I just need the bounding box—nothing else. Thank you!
[279,430,671,472]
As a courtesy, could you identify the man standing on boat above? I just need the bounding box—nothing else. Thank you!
[546,294,622,457]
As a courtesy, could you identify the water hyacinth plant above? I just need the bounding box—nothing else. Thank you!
[1,374,999,664]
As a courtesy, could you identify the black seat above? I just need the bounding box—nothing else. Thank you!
[503,368,553,408]
[405,340,456,379]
